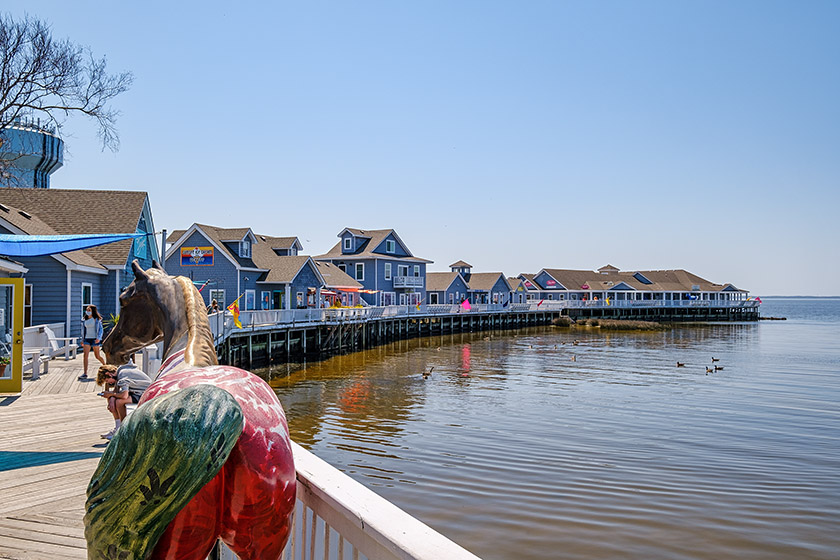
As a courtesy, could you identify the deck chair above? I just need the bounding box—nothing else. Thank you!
[42,326,78,360]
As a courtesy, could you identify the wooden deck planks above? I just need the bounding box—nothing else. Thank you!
[1,356,113,559]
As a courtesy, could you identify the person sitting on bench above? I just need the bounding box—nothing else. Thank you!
[96,363,151,440]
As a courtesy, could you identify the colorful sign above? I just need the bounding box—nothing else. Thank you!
[524,281,534,288]
[546,279,556,287]
[181,246,214,266]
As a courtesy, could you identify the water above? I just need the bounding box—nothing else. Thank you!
[269,298,840,560]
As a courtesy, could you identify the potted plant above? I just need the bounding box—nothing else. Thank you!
[0,355,9,376]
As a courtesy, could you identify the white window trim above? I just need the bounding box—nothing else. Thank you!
[261,290,272,310]
[414,265,420,277]
[209,289,226,309]
[24,283,33,327]
[355,263,364,281]
[81,282,93,313]
[343,237,352,251]
[240,239,251,258]
[384,263,392,280]
[386,239,395,253]
[245,289,256,310]
[398,265,408,277]
[296,292,304,307]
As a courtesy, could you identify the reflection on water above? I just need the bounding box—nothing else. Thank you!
[267,307,840,560]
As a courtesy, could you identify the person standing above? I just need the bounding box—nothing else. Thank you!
[78,305,106,381]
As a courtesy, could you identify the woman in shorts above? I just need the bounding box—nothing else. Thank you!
[78,305,106,380]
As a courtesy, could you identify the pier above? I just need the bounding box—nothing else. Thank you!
[213,300,760,369]
[0,356,481,560]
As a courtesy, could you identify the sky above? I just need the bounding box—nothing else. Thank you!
[6,1,839,296]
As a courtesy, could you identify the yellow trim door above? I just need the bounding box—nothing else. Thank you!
[0,278,24,393]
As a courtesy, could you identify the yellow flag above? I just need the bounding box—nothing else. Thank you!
[227,300,242,328]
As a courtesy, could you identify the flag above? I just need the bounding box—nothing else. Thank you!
[606,296,610,306]
[756,297,762,304]
[227,293,244,329]
[416,297,423,311]
[537,299,544,307]
[461,299,471,311]
[503,298,509,308]
[197,279,211,293]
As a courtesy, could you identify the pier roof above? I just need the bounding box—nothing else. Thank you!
[539,268,744,292]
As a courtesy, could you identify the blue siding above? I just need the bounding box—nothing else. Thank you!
[18,255,68,328]
[165,230,240,308]
[290,261,324,308]
[372,232,410,257]
[70,271,106,339]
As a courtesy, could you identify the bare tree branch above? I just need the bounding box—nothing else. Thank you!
[0,13,133,184]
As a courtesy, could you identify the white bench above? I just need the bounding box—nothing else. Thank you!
[41,326,78,361]
[23,349,50,380]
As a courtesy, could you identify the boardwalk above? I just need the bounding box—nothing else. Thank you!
[0,358,112,559]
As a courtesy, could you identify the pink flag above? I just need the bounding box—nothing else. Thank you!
[461,299,471,311]
[756,297,762,303]
[537,299,544,307]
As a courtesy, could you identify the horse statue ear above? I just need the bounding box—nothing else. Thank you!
[132,260,150,282]
[152,260,166,272]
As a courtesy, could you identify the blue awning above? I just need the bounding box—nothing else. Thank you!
[0,233,147,257]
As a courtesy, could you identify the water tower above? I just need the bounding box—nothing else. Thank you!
[0,117,64,188]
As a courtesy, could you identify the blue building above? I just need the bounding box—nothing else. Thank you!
[425,271,469,305]
[316,228,431,306]
[0,119,64,189]
[165,224,325,311]
[0,188,159,337]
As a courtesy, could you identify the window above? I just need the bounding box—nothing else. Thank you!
[240,239,251,258]
[81,283,93,315]
[414,265,420,277]
[343,237,352,251]
[449,293,454,304]
[338,263,346,273]
[384,263,392,280]
[399,293,406,305]
[245,290,256,310]
[386,239,395,253]
[429,293,439,304]
[208,289,226,309]
[355,263,364,281]
[398,265,408,277]
[296,292,304,308]
[24,284,32,327]
[261,291,272,310]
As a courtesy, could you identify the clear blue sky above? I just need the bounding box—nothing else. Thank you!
[8,1,840,295]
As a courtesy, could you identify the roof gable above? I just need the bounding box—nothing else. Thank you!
[0,188,148,266]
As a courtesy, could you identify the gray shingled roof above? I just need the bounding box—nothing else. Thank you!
[449,260,472,268]
[466,272,510,292]
[539,268,742,292]
[426,271,461,292]
[317,228,432,263]
[0,188,148,267]
[315,261,362,289]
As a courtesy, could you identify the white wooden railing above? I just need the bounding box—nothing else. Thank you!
[219,442,481,560]
[208,299,759,340]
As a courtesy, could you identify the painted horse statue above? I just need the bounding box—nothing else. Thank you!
[84,261,296,560]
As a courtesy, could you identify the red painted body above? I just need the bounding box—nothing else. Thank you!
[139,364,296,560]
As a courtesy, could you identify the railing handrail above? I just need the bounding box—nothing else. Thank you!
[290,441,481,560]
[209,300,758,340]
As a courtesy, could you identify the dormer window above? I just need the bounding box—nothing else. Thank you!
[386,240,395,253]
[343,237,352,251]
[240,239,251,258]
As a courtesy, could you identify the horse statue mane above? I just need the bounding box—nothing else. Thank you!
[86,260,296,560]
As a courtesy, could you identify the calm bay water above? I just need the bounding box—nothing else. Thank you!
[268,298,840,560]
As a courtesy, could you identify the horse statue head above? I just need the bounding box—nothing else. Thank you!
[103,260,218,368]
